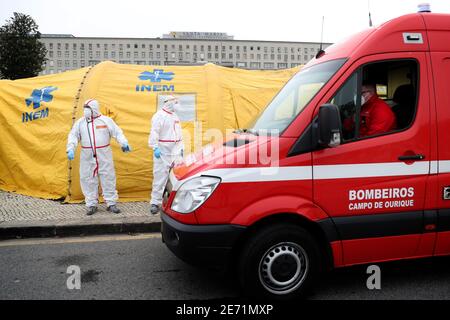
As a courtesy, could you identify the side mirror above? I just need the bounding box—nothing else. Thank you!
[318,104,342,148]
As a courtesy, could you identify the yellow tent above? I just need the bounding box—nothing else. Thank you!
[0,61,299,202]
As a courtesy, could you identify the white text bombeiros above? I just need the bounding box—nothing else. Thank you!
[348,187,415,211]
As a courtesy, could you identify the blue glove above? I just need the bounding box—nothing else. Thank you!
[121,144,131,153]
[67,150,75,161]
[154,147,161,159]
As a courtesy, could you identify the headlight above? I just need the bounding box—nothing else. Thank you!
[171,176,221,214]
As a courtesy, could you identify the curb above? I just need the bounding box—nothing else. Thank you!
[0,217,161,240]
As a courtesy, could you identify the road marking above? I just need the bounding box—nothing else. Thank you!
[0,233,161,247]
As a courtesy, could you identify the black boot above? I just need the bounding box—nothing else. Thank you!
[86,206,97,216]
[150,204,160,215]
[107,205,121,214]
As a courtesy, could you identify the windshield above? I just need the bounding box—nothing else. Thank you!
[249,59,346,135]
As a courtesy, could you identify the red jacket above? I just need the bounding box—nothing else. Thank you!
[359,95,396,137]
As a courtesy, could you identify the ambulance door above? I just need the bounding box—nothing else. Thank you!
[431,52,450,256]
[312,53,432,266]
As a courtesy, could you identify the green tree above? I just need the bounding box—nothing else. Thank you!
[0,12,47,80]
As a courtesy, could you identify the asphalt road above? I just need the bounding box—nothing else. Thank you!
[0,234,449,300]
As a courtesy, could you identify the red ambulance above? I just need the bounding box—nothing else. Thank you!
[160,11,450,298]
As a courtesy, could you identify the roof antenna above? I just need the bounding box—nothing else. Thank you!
[316,16,325,59]
[368,0,373,27]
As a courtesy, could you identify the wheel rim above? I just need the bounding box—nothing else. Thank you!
[258,242,309,295]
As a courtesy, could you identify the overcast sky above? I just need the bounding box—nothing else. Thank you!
[1,0,449,43]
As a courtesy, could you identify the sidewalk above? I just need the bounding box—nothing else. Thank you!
[0,191,161,240]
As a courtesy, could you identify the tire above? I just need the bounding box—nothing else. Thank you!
[238,223,322,299]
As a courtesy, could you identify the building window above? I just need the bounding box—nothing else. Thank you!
[134,44,138,49]
[49,51,53,58]
[221,53,225,59]
[142,44,146,49]
[111,52,116,58]
[65,43,69,50]
[119,44,123,50]
[127,52,131,58]
[179,45,183,51]
[229,53,233,59]
[57,51,62,58]
[250,62,260,69]
[157,52,161,59]
[278,63,288,69]
[104,52,108,58]
[208,45,211,51]
[142,52,146,58]
[104,44,108,50]
[65,51,69,58]
[157,44,160,49]
[257,54,261,60]
[134,52,138,58]
[96,51,100,58]
[65,60,70,67]
[201,45,204,51]
[264,62,274,69]
[119,52,123,58]
[73,51,77,58]
[81,61,86,67]
[178,52,183,60]
[49,43,53,49]
[236,53,240,59]
[193,45,197,51]
[127,44,131,49]
[89,44,92,50]
[96,44,100,49]
[73,60,78,67]
[149,52,153,59]
[271,54,275,60]
[207,53,212,59]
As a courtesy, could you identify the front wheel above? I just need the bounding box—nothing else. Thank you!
[238,223,322,299]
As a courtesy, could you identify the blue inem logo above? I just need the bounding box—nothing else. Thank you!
[136,69,175,92]
[22,86,58,123]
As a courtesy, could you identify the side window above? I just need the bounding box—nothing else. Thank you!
[330,59,418,141]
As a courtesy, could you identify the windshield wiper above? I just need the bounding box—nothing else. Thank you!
[233,128,259,136]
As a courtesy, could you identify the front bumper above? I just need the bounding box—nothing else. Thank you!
[161,211,246,267]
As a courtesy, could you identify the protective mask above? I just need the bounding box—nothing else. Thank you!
[84,107,93,119]
[173,103,180,113]
[164,101,175,112]
[361,95,366,106]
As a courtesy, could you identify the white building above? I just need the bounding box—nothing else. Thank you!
[39,32,332,75]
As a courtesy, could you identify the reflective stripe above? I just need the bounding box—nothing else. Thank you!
[81,144,110,149]
[314,161,430,180]
[171,160,450,190]
[159,139,181,143]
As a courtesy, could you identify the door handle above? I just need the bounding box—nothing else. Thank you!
[398,154,425,161]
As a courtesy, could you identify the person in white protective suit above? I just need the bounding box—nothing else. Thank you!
[67,99,131,216]
[149,95,184,215]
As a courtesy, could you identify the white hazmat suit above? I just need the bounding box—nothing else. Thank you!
[67,99,129,208]
[149,96,183,207]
